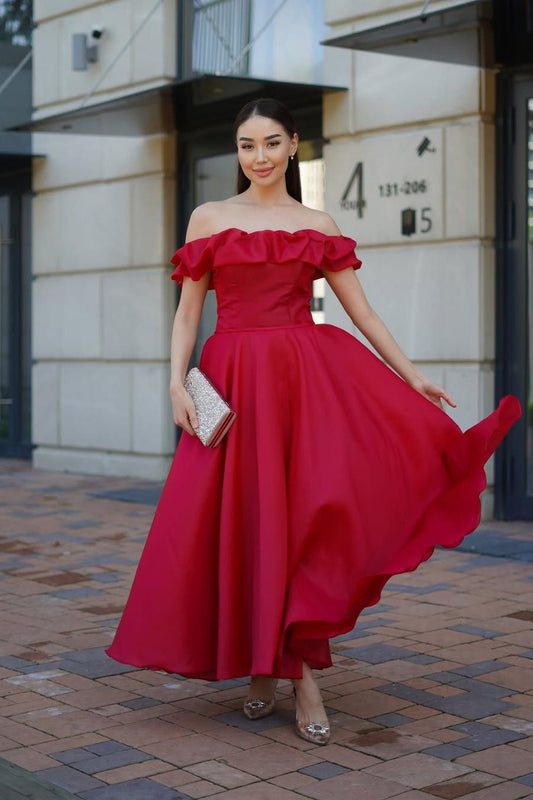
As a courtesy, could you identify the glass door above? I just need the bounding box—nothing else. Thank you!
[497,76,533,518]
[0,190,31,458]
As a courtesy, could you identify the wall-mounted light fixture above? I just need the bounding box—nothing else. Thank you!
[72,26,105,70]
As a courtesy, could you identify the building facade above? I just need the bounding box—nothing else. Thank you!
[3,0,532,518]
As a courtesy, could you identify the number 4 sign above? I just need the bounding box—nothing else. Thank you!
[325,129,443,245]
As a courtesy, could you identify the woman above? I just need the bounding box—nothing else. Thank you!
[106,98,520,745]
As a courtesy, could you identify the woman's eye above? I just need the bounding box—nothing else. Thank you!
[241,144,252,150]
[267,141,280,147]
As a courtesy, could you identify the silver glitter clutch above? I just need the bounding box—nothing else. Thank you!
[184,368,236,447]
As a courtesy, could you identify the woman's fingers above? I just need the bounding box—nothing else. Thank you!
[440,391,457,408]
[171,390,199,436]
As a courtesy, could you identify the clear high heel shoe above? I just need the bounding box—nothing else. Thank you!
[243,677,277,720]
[293,687,330,745]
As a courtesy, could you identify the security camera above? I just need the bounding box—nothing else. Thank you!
[90,25,104,40]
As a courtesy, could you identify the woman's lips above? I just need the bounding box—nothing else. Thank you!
[254,167,274,177]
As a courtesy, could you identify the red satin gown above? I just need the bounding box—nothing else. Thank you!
[106,228,521,680]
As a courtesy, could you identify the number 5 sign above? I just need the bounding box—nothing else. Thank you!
[325,129,443,245]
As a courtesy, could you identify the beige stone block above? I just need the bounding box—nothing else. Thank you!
[32,133,102,192]
[32,193,61,274]
[480,122,496,238]
[132,0,176,83]
[32,274,101,359]
[33,445,172,480]
[32,364,59,446]
[444,364,495,433]
[478,245,495,359]
[34,0,99,22]
[445,121,490,239]
[323,66,354,138]
[102,135,165,181]
[58,2,132,102]
[131,176,167,265]
[32,22,61,110]
[102,268,173,359]
[353,50,480,130]
[353,243,490,361]
[59,363,131,450]
[132,364,174,455]
[59,181,131,271]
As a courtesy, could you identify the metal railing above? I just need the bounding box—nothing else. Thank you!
[192,0,251,76]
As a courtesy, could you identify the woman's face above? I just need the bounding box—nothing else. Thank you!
[236,114,298,189]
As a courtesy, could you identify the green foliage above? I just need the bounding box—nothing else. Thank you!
[0,0,32,46]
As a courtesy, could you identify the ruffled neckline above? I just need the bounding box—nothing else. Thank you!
[185,227,355,246]
[170,227,361,287]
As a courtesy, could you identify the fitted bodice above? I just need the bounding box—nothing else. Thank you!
[170,228,361,332]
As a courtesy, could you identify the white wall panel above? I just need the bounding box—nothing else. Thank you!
[32,364,59,446]
[33,274,101,359]
[59,363,131,450]
[132,364,174,454]
[102,269,172,360]
[59,182,131,271]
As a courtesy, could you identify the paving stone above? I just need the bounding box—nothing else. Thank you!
[422,743,472,759]
[0,656,36,671]
[449,678,516,698]
[119,697,162,710]
[457,744,533,778]
[370,712,413,727]
[340,644,419,663]
[450,661,510,678]
[224,742,322,779]
[516,774,533,787]
[64,520,103,530]
[74,748,154,775]
[53,648,138,679]
[419,772,502,798]
[387,583,452,595]
[51,588,104,600]
[451,625,503,639]
[90,573,121,584]
[366,752,473,788]
[184,759,259,789]
[378,682,517,720]
[90,487,162,506]
[299,760,352,780]
[36,765,106,792]
[406,655,442,665]
[78,777,189,799]
[0,757,80,800]
[213,708,292,731]
[295,769,407,799]
[84,741,131,756]
[55,747,96,764]
[360,604,394,615]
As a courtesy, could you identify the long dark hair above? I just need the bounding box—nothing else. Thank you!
[233,97,302,203]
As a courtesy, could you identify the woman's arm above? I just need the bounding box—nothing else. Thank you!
[169,210,213,435]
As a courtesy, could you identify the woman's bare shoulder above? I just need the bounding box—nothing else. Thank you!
[185,201,233,242]
[299,207,342,236]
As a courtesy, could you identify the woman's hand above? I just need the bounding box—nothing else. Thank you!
[170,383,199,436]
[410,377,456,410]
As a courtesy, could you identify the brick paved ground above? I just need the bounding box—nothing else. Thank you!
[1,458,533,800]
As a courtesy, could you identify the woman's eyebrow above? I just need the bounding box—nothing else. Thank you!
[238,133,283,141]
